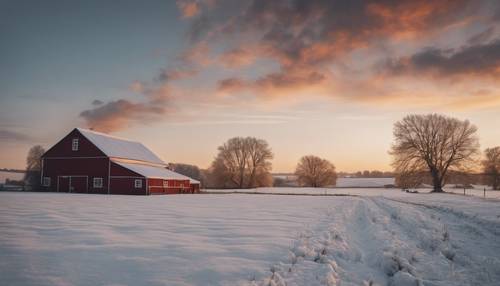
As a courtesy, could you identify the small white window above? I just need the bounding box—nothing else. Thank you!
[72,138,79,151]
[135,179,142,188]
[42,177,51,187]
[93,177,103,188]
[180,183,184,188]
[163,181,168,187]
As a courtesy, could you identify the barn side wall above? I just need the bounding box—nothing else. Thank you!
[109,162,146,195]
[109,178,147,195]
[148,178,192,194]
[41,158,109,194]
[190,183,200,193]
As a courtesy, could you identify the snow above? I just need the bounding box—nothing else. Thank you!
[336,177,395,188]
[0,189,499,286]
[77,128,165,165]
[205,186,500,200]
[112,160,200,183]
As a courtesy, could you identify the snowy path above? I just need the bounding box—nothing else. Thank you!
[255,197,500,286]
[0,191,499,286]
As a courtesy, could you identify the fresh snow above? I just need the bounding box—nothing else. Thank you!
[205,187,500,200]
[336,177,395,188]
[76,128,165,165]
[0,189,499,286]
[112,160,200,183]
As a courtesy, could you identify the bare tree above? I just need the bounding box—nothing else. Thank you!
[482,146,500,190]
[24,145,46,189]
[295,155,337,187]
[169,163,203,185]
[209,137,273,188]
[390,114,479,192]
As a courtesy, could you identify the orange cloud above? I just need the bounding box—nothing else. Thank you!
[176,0,200,18]
[219,47,256,68]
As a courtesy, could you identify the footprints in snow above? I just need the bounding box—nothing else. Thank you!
[253,198,460,286]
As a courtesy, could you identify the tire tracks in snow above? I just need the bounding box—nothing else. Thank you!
[251,196,500,286]
[382,197,500,237]
[375,197,500,285]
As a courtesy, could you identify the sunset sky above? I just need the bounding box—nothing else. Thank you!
[1,0,500,172]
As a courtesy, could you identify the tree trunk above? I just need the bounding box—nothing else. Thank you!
[430,168,443,192]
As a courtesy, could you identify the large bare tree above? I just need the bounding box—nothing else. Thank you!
[482,146,500,190]
[209,137,273,188]
[295,155,337,187]
[390,114,479,192]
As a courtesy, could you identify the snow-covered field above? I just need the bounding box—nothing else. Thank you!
[0,190,499,286]
[205,186,500,200]
[336,177,394,188]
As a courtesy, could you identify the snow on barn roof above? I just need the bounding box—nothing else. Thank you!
[112,160,200,184]
[77,128,165,165]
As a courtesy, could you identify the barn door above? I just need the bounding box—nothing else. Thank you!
[58,177,70,192]
[71,177,88,193]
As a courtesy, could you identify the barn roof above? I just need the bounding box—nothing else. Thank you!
[77,128,165,165]
[112,160,201,184]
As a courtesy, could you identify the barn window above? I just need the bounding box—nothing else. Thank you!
[135,179,142,188]
[93,177,103,188]
[71,138,79,151]
[163,181,168,187]
[42,177,51,187]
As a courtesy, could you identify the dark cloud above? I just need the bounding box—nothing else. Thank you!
[383,39,500,77]
[156,68,197,83]
[217,78,247,92]
[185,0,493,91]
[218,70,326,94]
[0,130,31,142]
[467,27,496,45]
[92,99,103,106]
[80,99,168,133]
[255,70,326,90]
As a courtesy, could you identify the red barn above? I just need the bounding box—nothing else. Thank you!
[40,128,201,195]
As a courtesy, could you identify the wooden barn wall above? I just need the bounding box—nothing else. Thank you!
[109,177,147,195]
[43,129,106,158]
[42,158,109,194]
[110,162,142,177]
[190,183,200,193]
[148,178,192,194]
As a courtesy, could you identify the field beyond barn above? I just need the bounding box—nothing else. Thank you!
[1,189,499,286]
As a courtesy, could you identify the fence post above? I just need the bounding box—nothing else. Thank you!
[484,188,486,198]
[464,187,466,196]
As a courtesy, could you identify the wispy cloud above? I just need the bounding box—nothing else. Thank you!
[0,130,31,142]
[80,0,500,133]
[382,39,500,78]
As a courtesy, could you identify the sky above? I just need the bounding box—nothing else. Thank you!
[1,0,500,173]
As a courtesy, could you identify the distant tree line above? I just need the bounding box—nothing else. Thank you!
[0,168,26,173]
[337,170,394,178]
[19,113,500,192]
